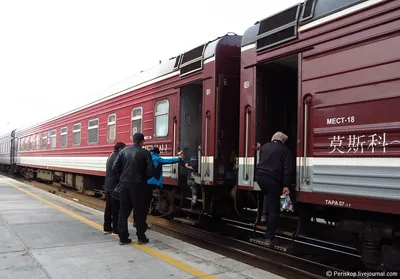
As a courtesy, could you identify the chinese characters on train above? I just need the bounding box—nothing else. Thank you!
[143,144,168,154]
[329,133,400,154]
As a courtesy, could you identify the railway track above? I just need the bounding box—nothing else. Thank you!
[1,172,367,279]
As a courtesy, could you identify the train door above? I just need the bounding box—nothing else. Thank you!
[215,75,240,185]
[10,130,16,169]
[178,82,203,173]
[255,54,298,187]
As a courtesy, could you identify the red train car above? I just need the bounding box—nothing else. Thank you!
[13,33,242,214]
[238,0,400,270]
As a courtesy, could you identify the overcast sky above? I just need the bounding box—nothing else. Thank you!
[0,0,300,135]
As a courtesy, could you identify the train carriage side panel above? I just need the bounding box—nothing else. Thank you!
[296,0,400,214]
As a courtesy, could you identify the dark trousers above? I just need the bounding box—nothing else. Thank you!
[256,174,282,239]
[118,184,152,241]
[262,193,269,216]
[145,184,155,214]
[104,191,120,233]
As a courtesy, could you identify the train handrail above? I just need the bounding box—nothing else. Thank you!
[243,107,251,181]
[303,96,312,185]
[172,117,177,175]
[203,111,211,180]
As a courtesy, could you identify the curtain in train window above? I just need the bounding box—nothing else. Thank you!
[108,114,116,142]
[42,132,47,149]
[50,130,56,148]
[35,134,40,149]
[131,107,142,135]
[60,127,67,147]
[72,124,81,145]
[88,119,99,144]
[155,100,169,137]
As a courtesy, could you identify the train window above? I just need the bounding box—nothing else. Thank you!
[131,107,142,136]
[36,134,40,149]
[42,132,47,149]
[107,114,116,142]
[72,123,81,145]
[50,130,56,148]
[155,100,169,137]
[28,136,33,151]
[88,119,99,144]
[60,127,67,147]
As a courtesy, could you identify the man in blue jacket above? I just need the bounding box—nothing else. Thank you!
[141,147,183,224]
[147,147,183,188]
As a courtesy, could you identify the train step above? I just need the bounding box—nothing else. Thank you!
[254,225,294,238]
[174,217,200,226]
[180,208,203,215]
[185,197,204,203]
[250,237,291,253]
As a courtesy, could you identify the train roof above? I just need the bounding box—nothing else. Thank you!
[241,0,373,48]
[16,33,238,134]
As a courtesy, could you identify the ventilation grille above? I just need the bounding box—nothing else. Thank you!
[300,0,317,22]
[181,45,205,64]
[179,44,206,77]
[256,26,297,51]
[256,3,301,52]
[180,60,202,77]
[258,5,300,35]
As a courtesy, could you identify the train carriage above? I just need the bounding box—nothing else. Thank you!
[238,0,400,270]
[0,130,15,171]
[1,0,399,272]
[11,33,242,215]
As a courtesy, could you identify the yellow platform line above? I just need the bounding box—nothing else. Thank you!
[0,178,218,279]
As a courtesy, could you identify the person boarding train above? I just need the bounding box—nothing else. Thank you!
[133,147,184,228]
[255,131,293,245]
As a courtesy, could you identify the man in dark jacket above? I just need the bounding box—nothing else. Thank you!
[103,142,126,235]
[112,133,154,245]
[255,131,293,245]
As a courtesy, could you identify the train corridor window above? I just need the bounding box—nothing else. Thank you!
[131,107,142,135]
[50,130,56,148]
[35,134,40,149]
[72,123,81,145]
[28,136,33,150]
[88,119,99,144]
[155,100,169,137]
[60,127,67,147]
[107,114,116,142]
[42,132,47,149]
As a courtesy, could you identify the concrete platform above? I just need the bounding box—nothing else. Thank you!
[0,175,287,279]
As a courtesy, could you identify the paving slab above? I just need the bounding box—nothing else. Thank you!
[154,243,230,275]
[0,201,52,211]
[31,241,194,279]
[0,251,48,279]
[241,267,287,279]
[1,208,76,225]
[0,225,25,253]
[9,221,113,249]
[213,257,253,273]
[213,271,254,279]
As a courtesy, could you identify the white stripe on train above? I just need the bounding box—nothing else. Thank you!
[13,156,400,174]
